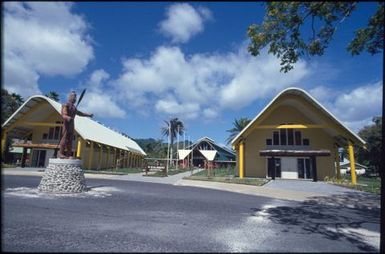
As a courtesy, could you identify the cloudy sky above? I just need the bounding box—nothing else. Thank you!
[3,2,383,145]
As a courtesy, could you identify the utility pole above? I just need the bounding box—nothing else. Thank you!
[166,122,171,176]
[176,125,179,171]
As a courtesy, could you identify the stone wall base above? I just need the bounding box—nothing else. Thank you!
[38,158,87,193]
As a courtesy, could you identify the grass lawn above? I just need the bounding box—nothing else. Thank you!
[84,167,143,175]
[325,174,381,195]
[144,167,190,177]
[183,168,269,186]
[1,163,17,168]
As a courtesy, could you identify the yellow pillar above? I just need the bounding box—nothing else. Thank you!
[348,141,357,185]
[239,141,244,179]
[335,145,341,179]
[114,148,117,168]
[123,151,128,168]
[98,144,102,170]
[76,136,82,158]
[88,141,94,169]
[127,152,131,168]
[106,147,110,169]
[1,131,7,160]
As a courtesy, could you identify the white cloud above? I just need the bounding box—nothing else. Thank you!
[155,97,200,119]
[79,69,126,119]
[88,69,110,88]
[159,3,212,43]
[309,82,383,132]
[112,43,309,120]
[3,2,94,98]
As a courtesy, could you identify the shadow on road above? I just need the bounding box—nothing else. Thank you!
[251,192,380,252]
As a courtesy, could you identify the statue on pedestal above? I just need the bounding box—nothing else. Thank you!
[58,91,93,159]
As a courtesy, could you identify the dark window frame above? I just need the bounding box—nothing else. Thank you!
[295,131,302,145]
[280,129,287,145]
[273,131,279,145]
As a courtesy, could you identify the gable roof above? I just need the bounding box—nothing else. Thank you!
[231,87,366,147]
[2,95,146,155]
[186,136,236,157]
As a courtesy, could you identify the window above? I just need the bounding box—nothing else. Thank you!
[295,131,302,145]
[273,131,279,145]
[288,129,294,145]
[280,129,287,145]
[48,127,54,139]
[54,121,62,140]
[303,138,310,146]
[266,139,272,145]
[42,133,48,139]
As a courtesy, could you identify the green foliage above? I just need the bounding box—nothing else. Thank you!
[248,2,384,72]
[45,91,60,102]
[347,3,384,55]
[226,117,251,144]
[2,88,24,124]
[134,138,169,158]
[325,174,381,194]
[356,117,382,173]
[185,169,269,186]
[161,118,185,163]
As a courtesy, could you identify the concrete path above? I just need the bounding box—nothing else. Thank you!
[174,179,322,202]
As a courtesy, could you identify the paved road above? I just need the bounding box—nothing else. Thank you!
[2,175,380,252]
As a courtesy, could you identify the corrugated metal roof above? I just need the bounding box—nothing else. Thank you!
[231,87,366,146]
[2,95,146,156]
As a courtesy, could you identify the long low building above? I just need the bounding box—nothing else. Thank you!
[1,95,146,169]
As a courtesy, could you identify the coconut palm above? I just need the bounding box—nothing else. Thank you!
[226,117,251,144]
[161,118,184,169]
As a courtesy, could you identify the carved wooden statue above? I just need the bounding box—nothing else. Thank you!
[58,91,93,159]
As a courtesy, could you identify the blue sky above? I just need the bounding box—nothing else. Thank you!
[3,2,383,146]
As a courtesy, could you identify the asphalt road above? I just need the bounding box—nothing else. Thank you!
[2,175,380,252]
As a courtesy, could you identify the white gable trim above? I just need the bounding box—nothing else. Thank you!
[231,87,366,146]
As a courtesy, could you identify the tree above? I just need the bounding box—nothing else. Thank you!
[161,118,184,169]
[45,91,60,102]
[356,116,382,174]
[1,89,24,124]
[226,117,251,144]
[247,2,384,72]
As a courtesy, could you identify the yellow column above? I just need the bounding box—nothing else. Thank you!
[127,152,131,168]
[98,144,102,169]
[88,141,94,169]
[114,148,117,168]
[106,147,110,169]
[1,131,7,160]
[239,141,244,179]
[123,151,127,168]
[76,136,82,158]
[335,146,341,179]
[348,141,357,185]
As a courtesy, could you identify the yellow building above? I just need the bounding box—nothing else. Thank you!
[231,87,365,184]
[1,95,146,169]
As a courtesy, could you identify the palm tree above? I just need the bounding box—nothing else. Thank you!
[45,91,60,102]
[226,117,251,144]
[161,118,184,170]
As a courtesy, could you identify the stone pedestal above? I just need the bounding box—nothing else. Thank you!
[38,158,87,193]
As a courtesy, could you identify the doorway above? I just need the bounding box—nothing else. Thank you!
[297,158,312,179]
[31,150,47,167]
[267,158,281,178]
